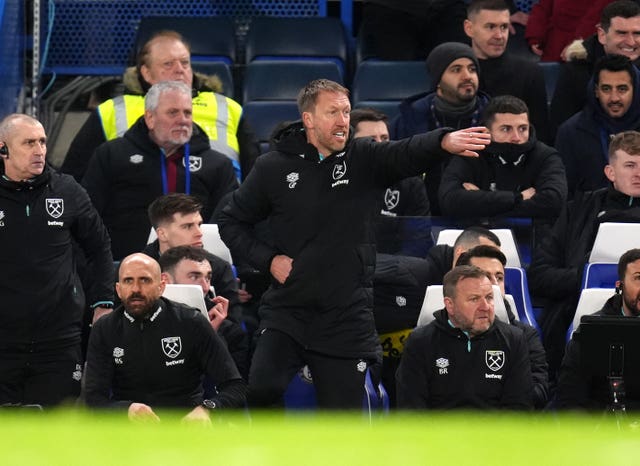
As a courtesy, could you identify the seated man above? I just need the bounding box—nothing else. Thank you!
[396,265,533,410]
[84,253,246,422]
[556,248,640,410]
[456,245,549,409]
[159,246,249,380]
[82,81,238,260]
[556,54,640,196]
[439,95,567,235]
[145,193,241,323]
[529,130,640,381]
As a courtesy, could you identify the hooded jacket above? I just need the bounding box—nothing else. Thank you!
[218,121,452,359]
[556,65,640,195]
[82,116,238,260]
[396,309,533,410]
[0,164,113,348]
[439,127,567,220]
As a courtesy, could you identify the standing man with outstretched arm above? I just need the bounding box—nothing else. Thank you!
[217,79,490,409]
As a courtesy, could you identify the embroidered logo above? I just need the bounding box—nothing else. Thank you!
[129,154,143,164]
[113,347,124,365]
[299,365,313,384]
[45,198,64,218]
[384,189,400,210]
[395,296,407,307]
[485,350,505,371]
[332,161,347,180]
[436,358,449,375]
[72,364,82,381]
[0,210,4,227]
[161,336,182,359]
[187,156,202,172]
[356,360,367,373]
[287,172,299,189]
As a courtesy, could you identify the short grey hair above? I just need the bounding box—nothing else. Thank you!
[145,81,192,112]
[0,114,43,141]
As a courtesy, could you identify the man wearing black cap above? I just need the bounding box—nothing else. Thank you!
[391,42,491,214]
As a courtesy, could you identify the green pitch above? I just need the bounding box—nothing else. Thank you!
[1,410,638,465]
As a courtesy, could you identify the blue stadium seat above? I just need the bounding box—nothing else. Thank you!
[504,267,539,332]
[242,102,300,154]
[351,61,431,120]
[245,17,348,80]
[581,262,618,289]
[538,62,561,106]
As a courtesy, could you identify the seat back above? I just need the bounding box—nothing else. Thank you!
[538,61,561,106]
[568,288,615,339]
[588,222,640,263]
[504,266,539,330]
[436,228,522,267]
[416,285,509,327]
[581,262,618,289]
[162,284,208,318]
[351,61,431,120]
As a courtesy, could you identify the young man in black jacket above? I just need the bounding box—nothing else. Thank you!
[397,265,533,410]
[218,79,491,409]
[0,114,114,407]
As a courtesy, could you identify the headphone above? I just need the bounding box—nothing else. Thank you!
[0,143,8,158]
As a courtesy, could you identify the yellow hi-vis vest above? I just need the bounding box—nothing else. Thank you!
[97,92,243,178]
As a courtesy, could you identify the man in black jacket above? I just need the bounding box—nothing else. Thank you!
[84,253,245,422]
[550,1,640,135]
[556,248,640,410]
[529,130,640,382]
[556,55,640,197]
[456,245,549,409]
[396,265,532,410]
[464,0,550,143]
[82,81,238,260]
[439,95,566,236]
[0,114,114,407]
[218,79,491,409]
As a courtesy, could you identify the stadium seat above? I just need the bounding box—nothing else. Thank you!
[147,224,233,265]
[436,228,522,268]
[588,222,640,263]
[581,262,618,289]
[245,17,348,80]
[538,61,561,106]
[567,288,615,340]
[133,16,237,97]
[416,285,509,327]
[504,267,539,331]
[351,61,431,120]
[162,284,208,317]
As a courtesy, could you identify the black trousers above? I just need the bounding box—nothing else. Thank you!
[0,344,82,407]
[248,329,367,409]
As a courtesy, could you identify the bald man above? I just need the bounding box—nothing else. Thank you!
[84,253,246,423]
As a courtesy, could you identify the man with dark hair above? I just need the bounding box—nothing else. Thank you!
[62,30,258,182]
[556,54,640,196]
[439,95,566,232]
[144,193,241,324]
[529,130,640,381]
[0,114,114,407]
[557,248,640,410]
[464,0,550,143]
[396,265,532,410]
[82,81,238,260]
[456,245,549,408]
[159,245,249,379]
[84,253,246,421]
[550,0,640,134]
[218,78,490,409]
[391,42,492,214]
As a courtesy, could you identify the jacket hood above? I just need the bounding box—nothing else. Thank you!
[122,66,224,96]
[271,120,354,159]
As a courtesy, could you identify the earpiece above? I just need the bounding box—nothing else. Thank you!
[0,143,8,158]
[616,282,623,295]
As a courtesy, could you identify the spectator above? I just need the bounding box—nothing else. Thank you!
[439,95,566,235]
[218,78,490,409]
[82,81,238,260]
[0,114,113,407]
[84,253,246,422]
[456,245,549,408]
[528,130,640,381]
[556,54,640,196]
[396,265,533,410]
[556,248,640,410]
[61,30,258,182]
[391,42,491,214]
[358,0,468,60]
[550,1,640,134]
[159,246,249,380]
[465,0,551,143]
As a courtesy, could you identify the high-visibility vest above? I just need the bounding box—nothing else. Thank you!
[97,92,243,178]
